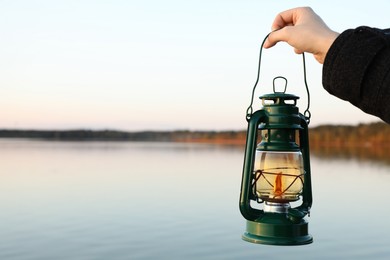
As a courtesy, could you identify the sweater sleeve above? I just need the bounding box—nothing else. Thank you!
[323,26,390,123]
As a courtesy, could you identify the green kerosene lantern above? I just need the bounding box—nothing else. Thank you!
[239,38,313,245]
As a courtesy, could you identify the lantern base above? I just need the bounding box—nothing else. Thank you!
[242,213,312,246]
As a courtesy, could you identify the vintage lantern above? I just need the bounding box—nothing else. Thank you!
[239,39,313,245]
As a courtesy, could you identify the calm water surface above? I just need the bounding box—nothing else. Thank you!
[0,139,389,260]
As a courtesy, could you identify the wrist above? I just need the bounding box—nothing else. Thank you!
[317,31,340,64]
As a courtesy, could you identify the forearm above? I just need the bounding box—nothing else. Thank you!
[323,26,390,123]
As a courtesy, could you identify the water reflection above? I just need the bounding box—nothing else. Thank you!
[0,139,389,259]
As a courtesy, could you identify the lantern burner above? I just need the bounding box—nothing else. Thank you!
[264,202,290,213]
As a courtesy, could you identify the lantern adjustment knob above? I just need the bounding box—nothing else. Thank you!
[287,208,306,223]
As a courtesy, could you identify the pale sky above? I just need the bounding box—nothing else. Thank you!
[1,0,389,130]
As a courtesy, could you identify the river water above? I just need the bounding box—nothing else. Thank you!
[0,139,389,259]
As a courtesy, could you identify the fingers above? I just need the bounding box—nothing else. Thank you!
[263,27,288,48]
[271,6,311,30]
[263,7,314,49]
[261,7,335,64]
[271,9,297,31]
[264,7,302,48]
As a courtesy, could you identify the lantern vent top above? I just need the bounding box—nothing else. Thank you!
[259,76,300,107]
[259,93,299,107]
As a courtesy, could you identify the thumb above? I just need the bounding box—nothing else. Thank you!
[294,48,303,54]
[263,28,285,49]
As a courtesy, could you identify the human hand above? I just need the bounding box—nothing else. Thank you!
[263,7,339,64]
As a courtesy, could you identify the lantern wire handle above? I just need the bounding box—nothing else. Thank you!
[245,33,311,124]
[302,52,311,124]
[245,32,271,121]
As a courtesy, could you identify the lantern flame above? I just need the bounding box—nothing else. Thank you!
[274,172,283,196]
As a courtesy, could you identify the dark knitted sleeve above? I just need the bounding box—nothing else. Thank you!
[323,26,390,123]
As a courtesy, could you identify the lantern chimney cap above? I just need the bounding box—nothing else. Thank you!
[259,92,299,100]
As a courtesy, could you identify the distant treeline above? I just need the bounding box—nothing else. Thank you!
[310,122,390,147]
[309,122,390,163]
[0,122,390,147]
[1,122,389,163]
[0,129,246,143]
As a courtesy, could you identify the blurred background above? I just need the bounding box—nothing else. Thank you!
[1,1,390,260]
